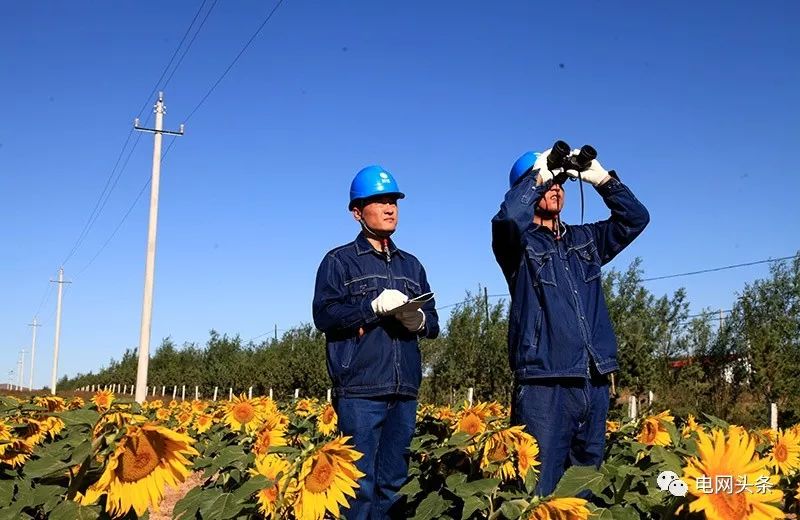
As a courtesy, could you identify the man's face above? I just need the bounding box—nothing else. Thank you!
[352,195,399,233]
[537,182,565,215]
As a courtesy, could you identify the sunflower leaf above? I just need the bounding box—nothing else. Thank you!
[398,476,422,500]
[173,486,207,520]
[498,499,523,519]
[200,492,245,519]
[48,500,100,520]
[22,455,71,479]
[460,495,484,519]
[552,466,605,497]
[58,409,100,427]
[0,480,14,507]
[455,478,500,498]
[231,475,269,502]
[411,492,451,520]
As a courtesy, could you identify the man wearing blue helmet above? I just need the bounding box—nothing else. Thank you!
[492,147,649,496]
[313,165,439,519]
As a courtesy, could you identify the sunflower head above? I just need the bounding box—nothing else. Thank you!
[250,455,291,516]
[193,414,214,434]
[68,396,85,410]
[681,414,703,438]
[683,427,784,520]
[637,410,674,446]
[317,404,338,436]
[253,417,287,456]
[766,428,800,475]
[91,390,114,411]
[527,497,590,520]
[295,398,317,417]
[225,395,264,433]
[33,395,66,412]
[291,436,365,520]
[0,439,33,468]
[86,423,199,517]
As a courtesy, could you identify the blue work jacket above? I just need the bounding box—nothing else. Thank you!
[313,233,439,398]
[491,173,649,381]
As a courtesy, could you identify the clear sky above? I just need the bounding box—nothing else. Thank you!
[2,1,798,388]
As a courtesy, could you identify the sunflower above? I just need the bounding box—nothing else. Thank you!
[682,414,703,438]
[33,395,66,412]
[250,455,291,517]
[168,399,179,409]
[69,396,85,410]
[156,408,172,422]
[766,428,800,475]
[295,398,317,417]
[18,418,48,446]
[527,497,590,520]
[637,410,674,446]
[79,423,199,517]
[606,420,621,435]
[683,427,783,520]
[149,399,164,410]
[516,433,540,479]
[93,412,147,438]
[291,436,365,520]
[485,402,505,418]
[41,416,65,440]
[317,404,337,436]
[435,406,457,424]
[0,420,11,441]
[224,394,265,433]
[91,389,114,411]
[176,410,194,428]
[254,417,288,456]
[193,414,214,434]
[191,400,206,414]
[0,439,33,468]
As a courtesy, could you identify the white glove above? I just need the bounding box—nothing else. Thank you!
[532,148,559,186]
[371,289,408,315]
[397,309,425,332]
[566,150,611,186]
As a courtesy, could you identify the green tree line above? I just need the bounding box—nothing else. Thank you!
[60,255,800,427]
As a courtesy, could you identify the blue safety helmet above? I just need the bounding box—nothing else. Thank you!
[508,151,541,188]
[348,165,405,210]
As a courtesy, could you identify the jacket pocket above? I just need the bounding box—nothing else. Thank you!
[345,276,380,304]
[525,246,557,287]
[400,277,422,297]
[340,338,357,369]
[574,242,601,283]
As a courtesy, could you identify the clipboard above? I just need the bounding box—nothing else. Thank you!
[388,292,434,315]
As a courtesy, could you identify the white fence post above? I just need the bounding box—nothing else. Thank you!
[229,388,233,401]
[248,386,253,399]
[327,389,331,402]
[770,402,778,430]
[181,385,186,401]
[269,388,273,400]
[195,386,199,400]
[467,387,474,406]
[213,386,218,401]
[628,395,638,420]
[172,386,177,400]
[648,390,654,407]
[294,388,300,399]
[162,385,166,397]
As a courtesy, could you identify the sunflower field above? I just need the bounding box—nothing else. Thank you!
[0,392,799,519]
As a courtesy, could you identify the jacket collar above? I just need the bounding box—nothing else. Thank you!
[354,232,404,258]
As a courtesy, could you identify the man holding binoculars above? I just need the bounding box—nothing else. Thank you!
[491,141,650,496]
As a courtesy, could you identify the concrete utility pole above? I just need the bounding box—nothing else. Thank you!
[28,318,40,391]
[17,350,25,389]
[50,267,71,394]
[133,92,184,404]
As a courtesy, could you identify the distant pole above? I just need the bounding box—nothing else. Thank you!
[18,350,25,389]
[484,286,489,323]
[50,267,71,394]
[133,92,184,404]
[274,324,277,341]
[28,318,40,391]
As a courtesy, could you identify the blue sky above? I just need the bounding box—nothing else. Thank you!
[2,1,798,388]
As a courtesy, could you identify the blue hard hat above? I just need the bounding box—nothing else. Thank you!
[509,151,541,188]
[349,165,405,209]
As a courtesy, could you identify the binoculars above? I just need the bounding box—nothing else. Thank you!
[548,140,597,183]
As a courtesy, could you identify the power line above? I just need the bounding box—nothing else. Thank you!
[60,1,215,269]
[641,255,798,282]
[74,137,180,279]
[135,0,211,120]
[432,253,799,312]
[162,0,220,90]
[184,0,286,123]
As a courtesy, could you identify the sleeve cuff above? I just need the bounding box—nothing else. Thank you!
[595,176,625,196]
[361,296,379,325]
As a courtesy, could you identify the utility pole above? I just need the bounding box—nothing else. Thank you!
[28,318,40,391]
[17,350,25,389]
[133,92,184,404]
[50,267,71,394]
